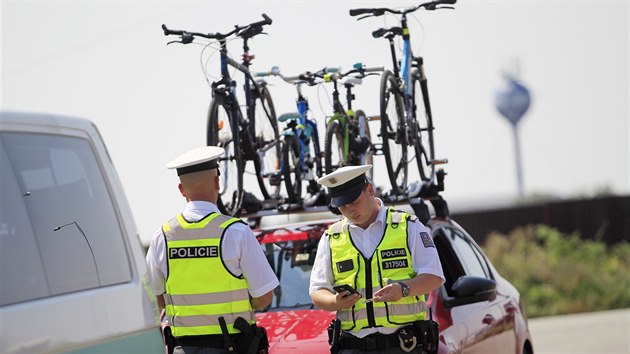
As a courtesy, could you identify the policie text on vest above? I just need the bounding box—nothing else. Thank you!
[169,246,219,259]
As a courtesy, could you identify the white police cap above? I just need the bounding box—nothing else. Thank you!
[166,146,224,176]
[317,164,372,208]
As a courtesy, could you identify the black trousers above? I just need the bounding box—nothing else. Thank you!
[340,347,426,354]
[173,346,227,354]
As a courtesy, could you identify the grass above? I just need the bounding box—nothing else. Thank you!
[482,225,630,318]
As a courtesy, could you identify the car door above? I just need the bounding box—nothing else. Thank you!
[434,225,516,353]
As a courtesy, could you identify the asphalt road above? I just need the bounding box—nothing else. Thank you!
[528,308,629,354]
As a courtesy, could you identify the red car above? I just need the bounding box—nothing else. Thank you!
[254,216,534,354]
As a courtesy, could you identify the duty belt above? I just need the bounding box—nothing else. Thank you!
[340,331,403,351]
[174,334,243,348]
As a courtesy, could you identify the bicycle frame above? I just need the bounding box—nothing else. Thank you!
[295,86,320,175]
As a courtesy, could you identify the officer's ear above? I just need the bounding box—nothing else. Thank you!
[367,183,375,197]
[212,169,220,191]
[178,183,187,198]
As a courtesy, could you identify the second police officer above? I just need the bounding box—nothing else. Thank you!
[309,165,445,354]
[146,146,279,354]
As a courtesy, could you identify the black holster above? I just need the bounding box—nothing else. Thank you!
[326,319,341,354]
[234,317,270,354]
[412,320,439,354]
[162,325,175,354]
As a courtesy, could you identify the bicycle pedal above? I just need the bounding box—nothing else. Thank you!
[370,143,383,155]
[269,173,282,186]
[430,159,448,165]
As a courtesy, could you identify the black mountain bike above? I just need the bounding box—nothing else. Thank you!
[162,14,280,216]
[350,0,454,197]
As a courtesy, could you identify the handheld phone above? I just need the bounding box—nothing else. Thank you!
[333,284,359,297]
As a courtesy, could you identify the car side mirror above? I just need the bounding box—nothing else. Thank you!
[443,276,497,308]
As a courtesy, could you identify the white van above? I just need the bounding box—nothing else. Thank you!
[0,112,163,353]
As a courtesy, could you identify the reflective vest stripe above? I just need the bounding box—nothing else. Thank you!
[169,300,252,317]
[164,288,250,307]
[336,302,426,322]
[171,311,254,328]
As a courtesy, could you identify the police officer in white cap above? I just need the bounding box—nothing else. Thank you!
[146,146,279,354]
[309,165,445,353]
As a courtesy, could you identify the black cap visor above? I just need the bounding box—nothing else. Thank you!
[329,175,367,208]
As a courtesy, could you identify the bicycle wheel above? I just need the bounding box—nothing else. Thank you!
[411,73,434,183]
[379,70,407,195]
[281,135,302,203]
[354,109,374,181]
[324,120,344,174]
[207,98,244,216]
[253,84,281,200]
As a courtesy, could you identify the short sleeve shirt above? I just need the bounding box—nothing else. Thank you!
[146,201,279,298]
[308,199,445,337]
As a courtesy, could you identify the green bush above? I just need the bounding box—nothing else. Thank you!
[482,225,630,318]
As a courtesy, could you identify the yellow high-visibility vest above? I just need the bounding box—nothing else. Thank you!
[163,213,255,337]
[328,208,426,331]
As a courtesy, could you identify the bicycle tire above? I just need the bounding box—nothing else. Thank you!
[252,85,281,200]
[354,109,374,181]
[324,120,344,174]
[379,70,408,195]
[411,74,434,183]
[207,98,244,216]
[281,135,302,203]
[309,123,324,179]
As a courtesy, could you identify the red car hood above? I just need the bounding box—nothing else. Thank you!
[256,309,335,354]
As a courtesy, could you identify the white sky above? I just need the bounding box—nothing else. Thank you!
[2,0,628,245]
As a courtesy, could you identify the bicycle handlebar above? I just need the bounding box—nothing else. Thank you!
[318,65,384,81]
[349,0,456,19]
[162,13,272,42]
[256,67,321,85]
[349,8,385,17]
[258,65,383,85]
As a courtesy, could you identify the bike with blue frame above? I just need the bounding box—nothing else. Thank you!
[256,67,324,205]
[349,0,455,198]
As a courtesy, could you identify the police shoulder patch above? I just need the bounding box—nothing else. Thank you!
[420,232,434,248]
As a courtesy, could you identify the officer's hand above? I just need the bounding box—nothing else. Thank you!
[335,291,361,310]
[372,283,403,303]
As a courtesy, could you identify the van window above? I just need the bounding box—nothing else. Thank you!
[0,132,132,306]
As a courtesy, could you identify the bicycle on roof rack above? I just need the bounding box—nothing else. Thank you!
[312,64,383,179]
[256,66,325,206]
[349,0,455,199]
[162,14,280,216]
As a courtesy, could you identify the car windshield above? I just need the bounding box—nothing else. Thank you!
[261,238,320,311]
